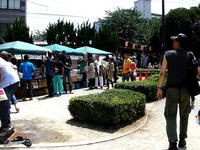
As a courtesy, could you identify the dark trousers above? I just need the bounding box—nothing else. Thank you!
[0,82,19,130]
[130,73,136,81]
[88,78,95,87]
[107,79,113,88]
[165,88,190,141]
[63,70,72,93]
[80,72,87,82]
[113,70,118,82]
[21,80,33,97]
[46,74,53,96]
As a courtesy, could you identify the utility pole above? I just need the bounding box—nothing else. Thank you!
[162,0,166,53]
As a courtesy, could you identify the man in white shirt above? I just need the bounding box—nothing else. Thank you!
[0,57,19,132]
[94,55,103,89]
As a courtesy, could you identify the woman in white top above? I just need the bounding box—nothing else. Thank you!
[0,56,19,132]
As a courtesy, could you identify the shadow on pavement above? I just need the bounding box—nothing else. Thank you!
[37,96,54,101]
[66,118,134,133]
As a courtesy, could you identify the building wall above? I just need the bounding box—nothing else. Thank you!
[0,0,26,36]
[134,0,151,19]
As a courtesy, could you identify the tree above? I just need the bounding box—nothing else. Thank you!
[46,19,76,47]
[93,24,118,53]
[101,8,150,45]
[3,18,33,43]
[76,20,95,47]
[147,17,162,62]
[165,7,200,58]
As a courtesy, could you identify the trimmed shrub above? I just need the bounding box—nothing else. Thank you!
[68,89,146,125]
[115,74,166,101]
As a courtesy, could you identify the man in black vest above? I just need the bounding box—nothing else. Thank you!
[157,33,200,150]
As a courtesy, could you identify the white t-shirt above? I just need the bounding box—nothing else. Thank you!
[94,60,102,73]
[0,57,20,88]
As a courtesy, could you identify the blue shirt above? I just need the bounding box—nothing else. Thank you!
[19,61,35,80]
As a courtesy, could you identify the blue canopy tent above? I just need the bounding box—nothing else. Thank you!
[0,41,51,55]
[75,46,113,56]
[45,44,78,55]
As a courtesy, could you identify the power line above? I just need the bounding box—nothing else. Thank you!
[27,0,48,8]
[27,12,98,20]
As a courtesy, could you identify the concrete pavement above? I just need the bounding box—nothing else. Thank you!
[0,85,200,150]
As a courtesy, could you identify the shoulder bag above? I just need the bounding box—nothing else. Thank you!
[186,51,200,97]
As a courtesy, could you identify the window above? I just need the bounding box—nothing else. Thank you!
[8,0,20,9]
[0,0,7,9]
[15,0,20,9]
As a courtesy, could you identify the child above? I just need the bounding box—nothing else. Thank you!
[85,58,95,90]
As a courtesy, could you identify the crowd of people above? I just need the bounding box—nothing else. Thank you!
[0,42,200,150]
[0,50,78,133]
[84,55,117,90]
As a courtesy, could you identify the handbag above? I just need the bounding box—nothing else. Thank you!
[186,51,200,97]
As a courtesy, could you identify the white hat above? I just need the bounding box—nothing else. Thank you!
[108,55,113,58]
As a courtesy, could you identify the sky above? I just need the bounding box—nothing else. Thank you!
[26,0,200,32]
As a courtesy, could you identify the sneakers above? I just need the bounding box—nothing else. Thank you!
[168,141,178,150]
[178,138,186,148]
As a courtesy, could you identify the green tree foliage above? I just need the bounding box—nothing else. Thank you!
[147,18,162,57]
[76,20,95,47]
[165,7,200,57]
[46,19,76,47]
[3,18,33,43]
[93,24,118,53]
[165,8,195,49]
[101,8,150,45]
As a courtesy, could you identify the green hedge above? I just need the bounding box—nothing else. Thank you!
[115,74,165,102]
[68,89,146,125]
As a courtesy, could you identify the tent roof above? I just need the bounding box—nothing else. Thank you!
[75,46,112,56]
[45,44,76,54]
[0,41,50,55]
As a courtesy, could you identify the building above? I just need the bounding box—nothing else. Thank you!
[134,0,152,19]
[94,21,101,33]
[0,0,26,36]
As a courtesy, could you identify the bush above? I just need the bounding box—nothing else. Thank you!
[68,89,146,125]
[115,74,166,101]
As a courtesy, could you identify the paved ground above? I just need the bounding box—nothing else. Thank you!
[0,80,200,150]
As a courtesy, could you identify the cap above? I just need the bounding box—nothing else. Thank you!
[108,55,113,58]
[171,33,187,42]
